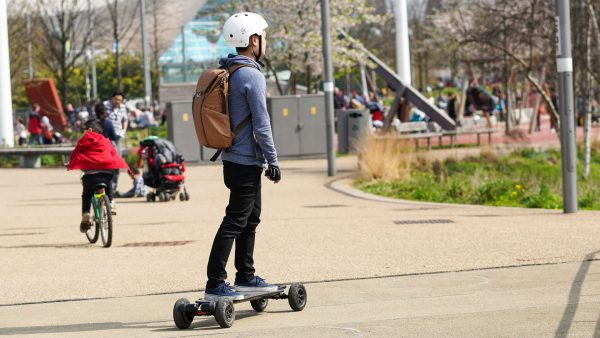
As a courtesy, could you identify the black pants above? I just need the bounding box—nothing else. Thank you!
[81,173,114,213]
[206,161,262,289]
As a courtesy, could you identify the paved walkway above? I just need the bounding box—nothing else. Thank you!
[1,156,600,336]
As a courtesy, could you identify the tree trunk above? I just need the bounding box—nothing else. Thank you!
[115,41,122,91]
[502,0,510,134]
[529,64,546,134]
[583,11,593,180]
[290,71,297,95]
[306,65,312,94]
[60,34,68,109]
[457,78,468,124]
[265,58,283,95]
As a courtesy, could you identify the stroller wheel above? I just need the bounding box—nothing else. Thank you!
[146,193,153,202]
[185,193,190,201]
[159,192,167,202]
[179,193,185,201]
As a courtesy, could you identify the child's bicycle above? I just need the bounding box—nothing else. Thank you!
[85,183,113,248]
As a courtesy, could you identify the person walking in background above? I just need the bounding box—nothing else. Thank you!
[334,87,347,110]
[14,117,27,146]
[65,103,76,128]
[103,92,128,156]
[103,92,128,194]
[27,103,43,145]
[41,115,54,144]
[446,91,458,121]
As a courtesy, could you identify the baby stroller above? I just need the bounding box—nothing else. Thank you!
[138,136,190,202]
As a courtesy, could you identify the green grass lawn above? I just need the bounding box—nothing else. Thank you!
[355,148,600,210]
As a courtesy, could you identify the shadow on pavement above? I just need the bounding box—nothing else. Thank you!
[0,320,168,335]
[555,250,600,338]
[153,309,260,332]
[153,309,296,332]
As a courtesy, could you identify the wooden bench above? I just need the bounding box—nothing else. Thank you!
[0,146,74,168]
[394,121,429,134]
[390,128,496,151]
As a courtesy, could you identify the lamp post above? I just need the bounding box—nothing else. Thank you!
[555,0,578,213]
[394,0,411,84]
[140,0,152,108]
[321,0,335,176]
[0,0,14,147]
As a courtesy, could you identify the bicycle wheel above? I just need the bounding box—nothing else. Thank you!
[86,197,99,244]
[99,195,113,248]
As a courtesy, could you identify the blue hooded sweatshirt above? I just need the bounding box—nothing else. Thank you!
[218,54,278,167]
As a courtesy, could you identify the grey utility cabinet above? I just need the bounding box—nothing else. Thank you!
[168,95,327,162]
[267,95,326,157]
[167,100,200,162]
[167,100,220,162]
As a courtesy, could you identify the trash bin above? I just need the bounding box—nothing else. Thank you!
[336,109,371,154]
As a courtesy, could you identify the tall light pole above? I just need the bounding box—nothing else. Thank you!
[394,0,411,84]
[88,0,97,100]
[0,0,14,147]
[139,0,152,108]
[555,0,577,213]
[321,0,335,176]
[26,13,33,80]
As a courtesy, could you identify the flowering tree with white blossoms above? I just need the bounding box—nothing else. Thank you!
[228,0,383,94]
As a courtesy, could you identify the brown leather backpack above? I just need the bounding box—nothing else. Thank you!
[192,64,253,161]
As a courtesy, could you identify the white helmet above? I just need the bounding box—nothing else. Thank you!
[223,12,268,48]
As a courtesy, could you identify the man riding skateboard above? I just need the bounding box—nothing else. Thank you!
[203,12,281,301]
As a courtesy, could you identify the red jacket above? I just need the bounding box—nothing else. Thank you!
[67,132,129,171]
[27,113,42,134]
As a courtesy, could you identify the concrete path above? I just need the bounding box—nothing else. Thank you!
[2,262,600,337]
[1,156,600,336]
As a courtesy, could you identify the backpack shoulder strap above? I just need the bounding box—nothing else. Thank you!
[228,64,250,76]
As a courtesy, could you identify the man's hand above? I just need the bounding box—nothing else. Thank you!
[265,165,281,183]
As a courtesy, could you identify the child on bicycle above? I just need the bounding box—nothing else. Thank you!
[67,119,129,233]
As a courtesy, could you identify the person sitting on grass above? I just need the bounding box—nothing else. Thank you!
[67,119,129,233]
[116,168,145,198]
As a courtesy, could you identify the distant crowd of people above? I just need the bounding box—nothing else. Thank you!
[14,96,167,147]
[330,77,596,133]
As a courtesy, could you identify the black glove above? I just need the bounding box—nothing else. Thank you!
[265,165,281,182]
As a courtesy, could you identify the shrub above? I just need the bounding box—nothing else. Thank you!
[41,154,64,167]
[357,133,413,181]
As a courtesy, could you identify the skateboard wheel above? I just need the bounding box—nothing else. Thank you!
[214,299,235,328]
[250,298,269,312]
[288,283,307,311]
[173,298,194,329]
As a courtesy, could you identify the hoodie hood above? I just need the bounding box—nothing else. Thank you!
[219,54,262,70]
[68,132,129,171]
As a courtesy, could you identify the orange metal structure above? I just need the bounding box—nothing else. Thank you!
[23,79,67,131]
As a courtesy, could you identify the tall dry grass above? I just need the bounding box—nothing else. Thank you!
[356,133,414,181]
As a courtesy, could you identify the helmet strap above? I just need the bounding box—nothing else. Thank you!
[253,35,265,67]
